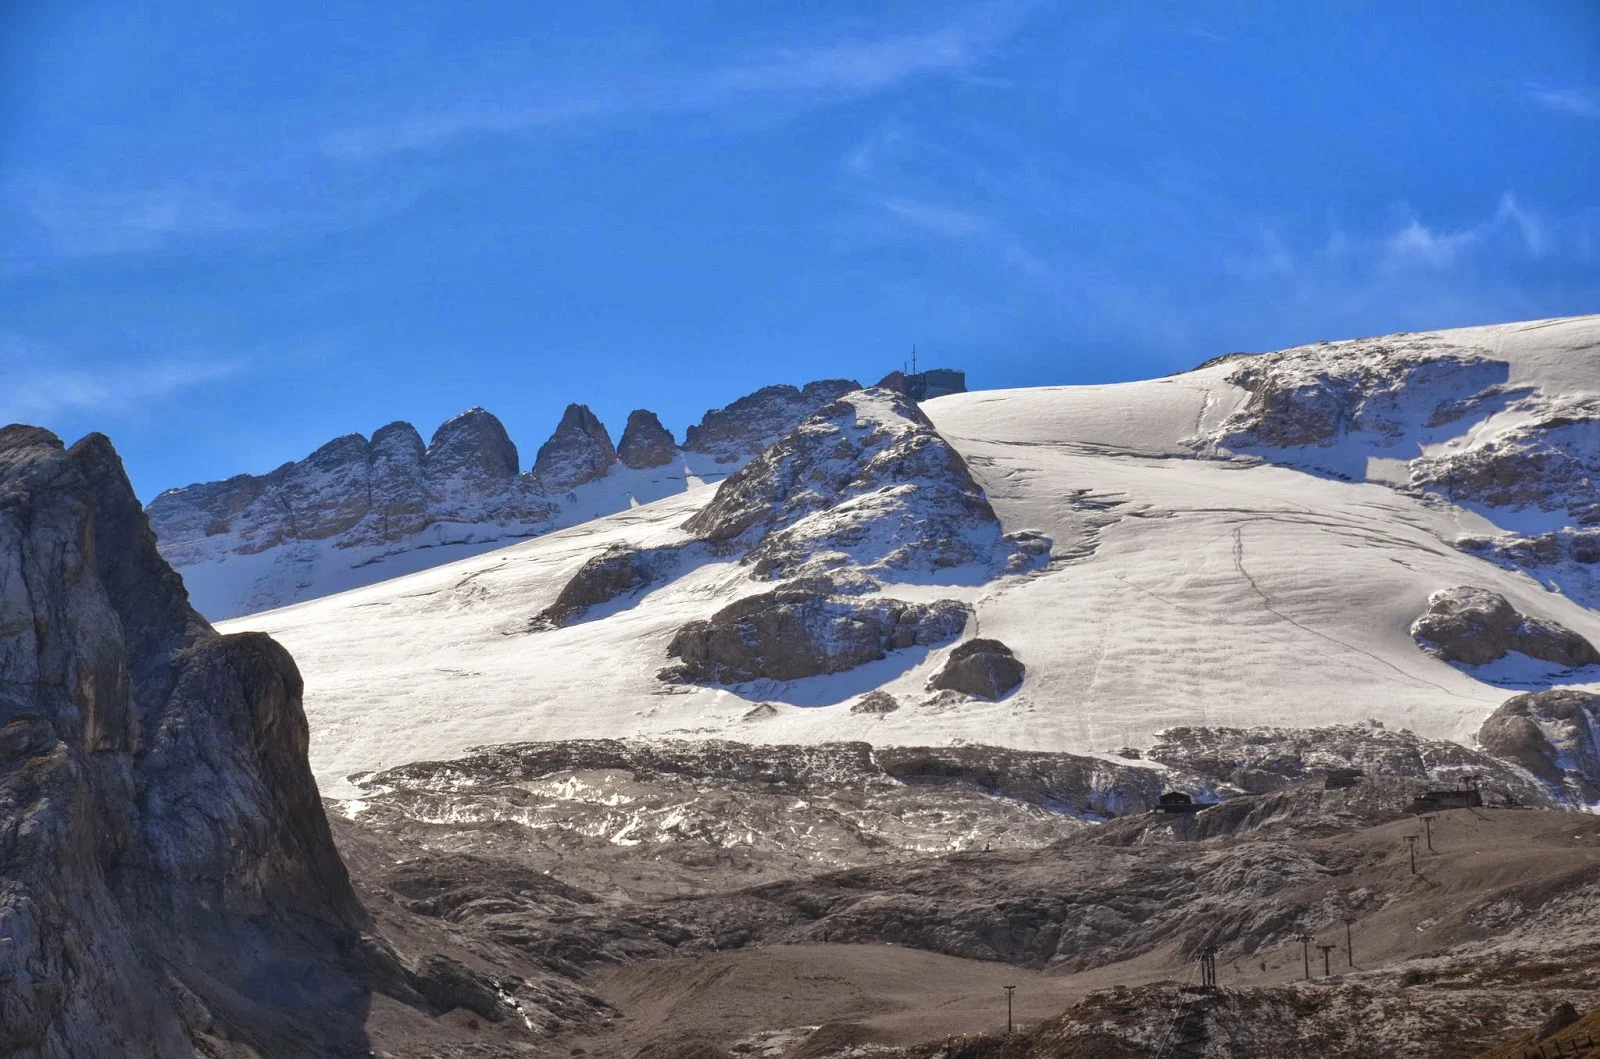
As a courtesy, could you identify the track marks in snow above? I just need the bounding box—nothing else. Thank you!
[1228,525,1455,695]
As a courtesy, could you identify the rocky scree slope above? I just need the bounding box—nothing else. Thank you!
[332,732,1600,1059]
[0,425,586,1058]
[337,719,1575,897]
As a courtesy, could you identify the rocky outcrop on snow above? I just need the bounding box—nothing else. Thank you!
[531,403,619,494]
[1478,689,1600,799]
[530,544,686,629]
[851,689,900,714]
[1455,529,1600,611]
[1410,586,1600,668]
[660,581,968,685]
[927,638,1025,699]
[1207,335,1508,449]
[683,387,1043,582]
[1196,331,1599,580]
[1410,397,1600,520]
[617,409,678,469]
[0,425,371,1055]
[1459,528,1600,567]
[681,378,861,463]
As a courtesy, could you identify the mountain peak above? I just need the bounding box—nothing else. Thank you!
[618,409,677,469]
[532,403,618,493]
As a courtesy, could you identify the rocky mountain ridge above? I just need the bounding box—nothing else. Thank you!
[145,376,860,619]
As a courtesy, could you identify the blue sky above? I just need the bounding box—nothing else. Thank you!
[3,1,1597,500]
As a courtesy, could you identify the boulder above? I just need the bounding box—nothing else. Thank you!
[1411,586,1600,668]
[662,582,968,685]
[532,404,619,493]
[617,409,678,469]
[928,638,1025,700]
[532,544,682,629]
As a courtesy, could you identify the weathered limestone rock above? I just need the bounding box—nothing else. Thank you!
[928,638,1025,700]
[0,425,377,1057]
[1411,586,1600,668]
[531,544,683,629]
[662,582,968,685]
[851,690,900,715]
[1477,689,1600,796]
[682,379,860,463]
[617,409,678,469]
[532,404,618,493]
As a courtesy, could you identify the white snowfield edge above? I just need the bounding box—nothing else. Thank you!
[220,315,1600,795]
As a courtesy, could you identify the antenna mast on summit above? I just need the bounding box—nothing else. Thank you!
[911,344,918,375]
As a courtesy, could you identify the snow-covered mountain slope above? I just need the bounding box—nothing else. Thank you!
[149,378,858,620]
[221,315,1600,793]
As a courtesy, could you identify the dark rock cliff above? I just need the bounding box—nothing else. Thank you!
[0,426,376,1056]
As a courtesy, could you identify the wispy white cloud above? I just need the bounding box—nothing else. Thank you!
[1381,192,1548,269]
[324,5,1028,161]
[878,196,991,238]
[8,180,259,258]
[0,342,249,425]
[1525,83,1600,119]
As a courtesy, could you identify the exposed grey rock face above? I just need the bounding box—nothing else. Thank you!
[530,544,683,629]
[363,420,430,542]
[927,638,1025,700]
[617,409,678,469]
[683,387,1033,581]
[1410,399,1600,516]
[661,582,968,685]
[148,406,550,564]
[1478,689,1600,799]
[423,405,521,506]
[1460,528,1600,567]
[1147,720,1554,806]
[874,370,910,395]
[1454,529,1600,613]
[1410,586,1600,668]
[531,403,618,493]
[1209,339,1506,449]
[681,379,861,463]
[0,426,371,1056]
[146,407,559,618]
